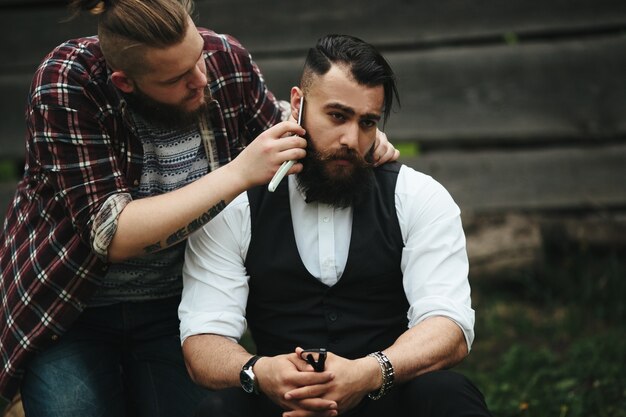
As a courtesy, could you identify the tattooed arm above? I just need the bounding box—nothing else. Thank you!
[107,121,306,262]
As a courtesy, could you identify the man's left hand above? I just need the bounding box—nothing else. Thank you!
[282,348,381,416]
[372,129,400,167]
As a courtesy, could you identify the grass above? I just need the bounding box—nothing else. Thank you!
[458,246,626,417]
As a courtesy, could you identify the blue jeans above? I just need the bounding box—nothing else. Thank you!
[20,296,210,417]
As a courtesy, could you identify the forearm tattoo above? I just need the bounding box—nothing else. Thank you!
[142,200,227,254]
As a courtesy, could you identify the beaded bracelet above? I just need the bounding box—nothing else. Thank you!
[367,351,395,400]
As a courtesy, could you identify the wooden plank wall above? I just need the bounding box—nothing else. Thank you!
[1,0,626,263]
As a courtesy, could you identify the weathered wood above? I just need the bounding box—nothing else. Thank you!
[256,35,626,145]
[464,213,543,278]
[2,0,626,71]
[464,210,626,278]
[540,212,626,249]
[400,144,626,213]
[0,73,30,159]
[195,0,626,55]
[2,34,625,158]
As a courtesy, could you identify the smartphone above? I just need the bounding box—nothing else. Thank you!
[267,96,305,192]
[300,348,326,372]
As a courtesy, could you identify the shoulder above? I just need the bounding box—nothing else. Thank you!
[396,164,461,219]
[397,164,451,197]
[39,36,107,80]
[31,36,112,105]
[198,28,251,59]
[374,162,448,197]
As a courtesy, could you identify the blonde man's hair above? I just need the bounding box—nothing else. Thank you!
[70,0,195,76]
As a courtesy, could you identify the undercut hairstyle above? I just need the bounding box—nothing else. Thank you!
[69,0,194,76]
[301,34,400,124]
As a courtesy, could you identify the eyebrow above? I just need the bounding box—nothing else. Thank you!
[160,38,204,84]
[324,102,382,121]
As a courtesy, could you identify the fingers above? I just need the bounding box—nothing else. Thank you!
[288,370,334,387]
[265,120,306,140]
[372,129,399,166]
[285,383,329,401]
[264,122,307,165]
[282,397,338,417]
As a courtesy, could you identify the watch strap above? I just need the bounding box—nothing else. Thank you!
[242,355,262,370]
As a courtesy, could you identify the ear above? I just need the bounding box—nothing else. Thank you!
[111,71,135,94]
[290,87,303,121]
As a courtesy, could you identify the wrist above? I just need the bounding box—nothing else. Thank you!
[220,161,252,193]
[366,351,395,400]
[359,355,384,393]
[240,355,263,394]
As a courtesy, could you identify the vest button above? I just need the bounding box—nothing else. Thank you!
[328,312,338,322]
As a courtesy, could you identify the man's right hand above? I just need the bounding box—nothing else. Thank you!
[227,121,307,190]
[254,353,338,417]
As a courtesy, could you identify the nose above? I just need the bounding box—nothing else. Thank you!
[339,122,360,149]
[187,61,207,89]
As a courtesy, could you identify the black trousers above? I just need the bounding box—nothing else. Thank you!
[195,370,492,417]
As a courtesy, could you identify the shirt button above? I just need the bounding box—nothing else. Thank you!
[323,217,330,223]
[133,180,140,186]
[51,334,59,341]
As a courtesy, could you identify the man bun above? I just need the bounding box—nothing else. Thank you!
[68,0,116,16]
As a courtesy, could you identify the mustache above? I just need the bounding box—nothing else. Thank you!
[312,146,374,169]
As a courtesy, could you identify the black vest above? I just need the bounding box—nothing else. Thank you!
[245,162,408,359]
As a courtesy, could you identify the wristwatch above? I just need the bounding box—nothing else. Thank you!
[240,355,262,394]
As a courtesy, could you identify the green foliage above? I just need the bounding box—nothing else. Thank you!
[459,249,626,417]
[503,32,519,45]
[395,142,420,158]
[0,160,17,182]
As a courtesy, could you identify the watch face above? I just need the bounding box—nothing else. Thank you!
[240,368,256,394]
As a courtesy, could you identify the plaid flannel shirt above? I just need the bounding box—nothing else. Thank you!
[0,28,282,400]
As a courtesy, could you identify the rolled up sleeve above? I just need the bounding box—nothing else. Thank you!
[397,166,475,350]
[179,194,251,344]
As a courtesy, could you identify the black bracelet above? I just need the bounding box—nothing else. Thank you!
[367,351,395,400]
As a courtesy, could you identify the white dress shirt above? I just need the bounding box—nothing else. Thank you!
[180,165,475,350]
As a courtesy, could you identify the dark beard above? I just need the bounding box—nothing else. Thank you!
[297,138,375,209]
[123,87,210,129]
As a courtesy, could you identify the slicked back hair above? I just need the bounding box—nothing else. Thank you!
[301,34,399,124]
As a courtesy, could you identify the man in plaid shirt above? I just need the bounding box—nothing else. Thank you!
[0,0,396,415]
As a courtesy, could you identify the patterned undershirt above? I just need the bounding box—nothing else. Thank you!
[89,108,212,306]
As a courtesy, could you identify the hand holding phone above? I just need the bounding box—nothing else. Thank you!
[300,348,327,372]
[268,96,304,192]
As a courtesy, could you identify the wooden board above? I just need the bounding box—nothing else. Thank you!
[2,34,625,158]
[194,0,626,55]
[1,0,626,70]
[400,144,626,213]
[2,144,625,225]
[255,35,626,145]
[0,73,31,159]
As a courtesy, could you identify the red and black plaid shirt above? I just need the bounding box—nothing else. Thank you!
[0,28,282,399]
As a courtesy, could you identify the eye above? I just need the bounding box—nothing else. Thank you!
[329,112,346,122]
[164,76,184,86]
[360,119,378,129]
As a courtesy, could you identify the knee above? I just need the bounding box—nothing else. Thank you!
[401,370,491,417]
[414,370,474,395]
